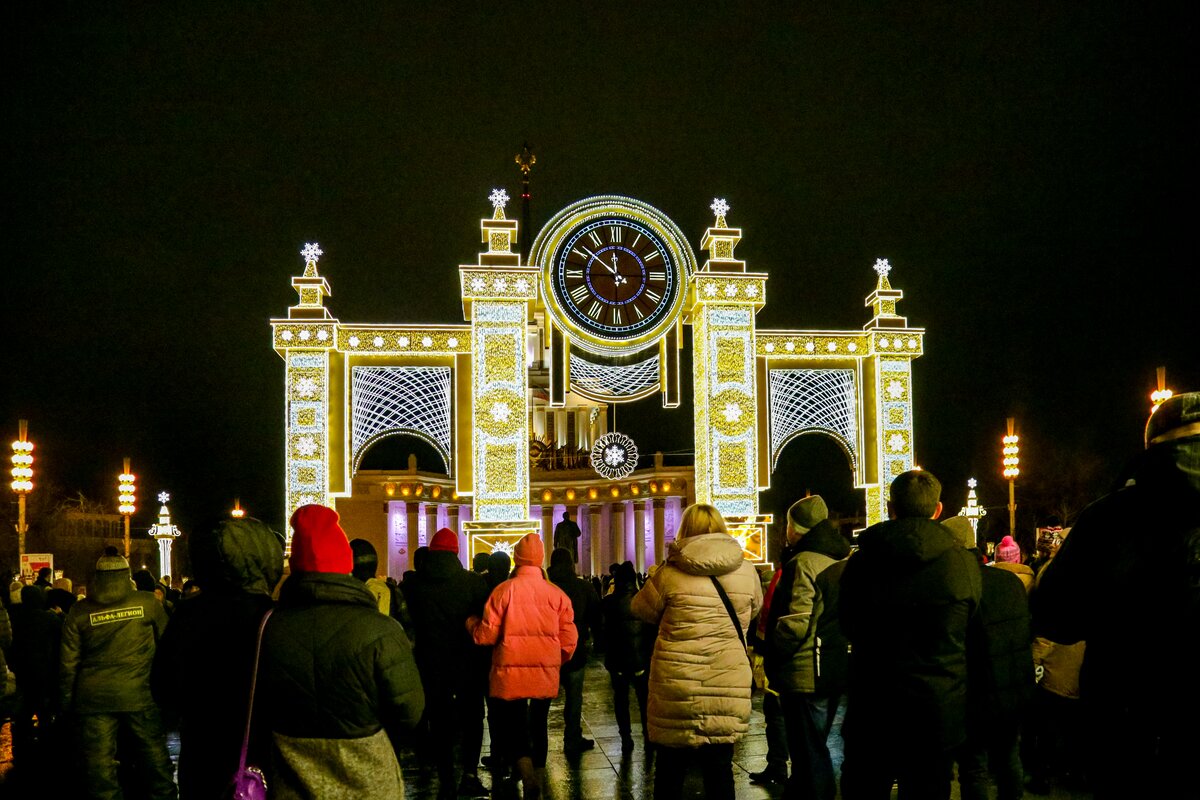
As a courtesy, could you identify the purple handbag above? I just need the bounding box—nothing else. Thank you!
[229,609,273,800]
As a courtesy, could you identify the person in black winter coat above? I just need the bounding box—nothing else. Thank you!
[943,516,1033,800]
[548,547,601,755]
[151,517,284,800]
[10,584,63,767]
[261,504,424,799]
[601,561,654,751]
[839,470,982,800]
[60,554,175,800]
[403,527,491,799]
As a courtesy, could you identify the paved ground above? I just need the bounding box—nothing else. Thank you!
[1,657,1093,798]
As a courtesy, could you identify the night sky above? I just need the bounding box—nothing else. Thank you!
[6,5,1196,546]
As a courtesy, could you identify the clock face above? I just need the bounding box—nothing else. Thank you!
[551,217,679,341]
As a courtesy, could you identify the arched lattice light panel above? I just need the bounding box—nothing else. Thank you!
[769,368,858,470]
[352,366,453,473]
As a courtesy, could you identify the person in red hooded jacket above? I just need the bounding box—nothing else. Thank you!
[467,533,577,800]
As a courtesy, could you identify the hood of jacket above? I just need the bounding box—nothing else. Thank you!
[279,571,379,611]
[856,516,959,567]
[790,519,851,562]
[667,532,746,577]
[419,549,467,582]
[91,567,135,606]
[190,518,285,596]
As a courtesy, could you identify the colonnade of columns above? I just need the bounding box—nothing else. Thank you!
[386,496,684,577]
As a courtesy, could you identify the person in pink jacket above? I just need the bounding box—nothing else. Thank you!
[467,533,577,800]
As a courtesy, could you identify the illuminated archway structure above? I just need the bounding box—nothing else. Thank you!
[271,197,923,574]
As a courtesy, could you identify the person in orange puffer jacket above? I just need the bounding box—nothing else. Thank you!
[467,533,577,800]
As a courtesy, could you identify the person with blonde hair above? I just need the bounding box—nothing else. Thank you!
[632,503,762,800]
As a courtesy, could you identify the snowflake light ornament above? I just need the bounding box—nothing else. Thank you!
[967,478,978,489]
[873,258,892,278]
[158,491,171,504]
[724,283,738,297]
[710,198,730,226]
[590,432,639,480]
[471,277,486,292]
[721,402,743,423]
[514,278,530,294]
[888,433,906,453]
[489,188,510,211]
[494,277,508,292]
[491,540,515,556]
[295,436,318,457]
[301,242,323,265]
[490,401,512,424]
[704,282,718,297]
[294,377,318,397]
[886,379,905,399]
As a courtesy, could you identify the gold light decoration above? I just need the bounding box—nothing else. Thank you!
[1002,418,1020,539]
[231,498,246,519]
[1150,366,1173,414]
[10,420,34,558]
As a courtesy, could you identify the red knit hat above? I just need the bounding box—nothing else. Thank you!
[996,535,1022,564]
[430,527,459,554]
[514,532,544,567]
[289,504,353,574]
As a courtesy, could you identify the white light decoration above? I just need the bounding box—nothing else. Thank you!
[591,432,639,480]
[301,242,323,265]
[704,282,718,296]
[721,402,743,423]
[471,277,486,292]
[348,335,360,347]
[489,188,510,211]
[422,336,433,348]
[724,283,739,297]
[1002,432,1021,479]
[447,337,458,348]
[745,284,758,297]
[959,477,987,534]
[491,539,515,556]
[281,330,294,341]
[769,369,858,469]
[299,330,311,340]
[764,342,775,353]
[294,377,318,398]
[317,330,329,341]
[873,258,891,278]
[805,341,815,352]
[785,341,795,352]
[886,379,905,399]
[295,436,318,457]
[490,401,512,423]
[494,277,508,292]
[351,366,453,473]
[514,277,529,294]
[148,492,183,579]
[372,336,384,347]
[398,336,410,347]
[827,341,837,351]
[888,433,906,452]
[711,198,730,225]
[570,352,660,400]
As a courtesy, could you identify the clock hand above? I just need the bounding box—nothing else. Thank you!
[582,246,619,275]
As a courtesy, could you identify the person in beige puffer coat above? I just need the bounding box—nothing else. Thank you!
[632,503,763,800]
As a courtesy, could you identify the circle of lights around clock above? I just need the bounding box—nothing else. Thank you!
[590,432,639,480]
[532,196,696,357]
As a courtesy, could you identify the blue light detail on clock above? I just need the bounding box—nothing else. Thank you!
[554,217,678,339]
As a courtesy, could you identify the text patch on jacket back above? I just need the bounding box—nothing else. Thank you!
[89,606,145,626]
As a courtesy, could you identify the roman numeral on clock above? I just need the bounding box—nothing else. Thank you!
[609,226,622,243]
[566,268,583,278]
[644,250,660,262]
[570,285,590,303]
[630,234,641,249]
[649,271,665,281]
[645,289,662,303]
[588,231,603,247]
[613,308,621,324]
[633,304,645,320]
[587,301,603,319]
[572,248,588,260]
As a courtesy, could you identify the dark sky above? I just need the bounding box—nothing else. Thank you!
[6,4,1196,540]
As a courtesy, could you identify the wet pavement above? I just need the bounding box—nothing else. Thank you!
[1,657,1093,798]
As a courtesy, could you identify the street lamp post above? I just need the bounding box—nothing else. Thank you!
[1001,418,1020,540]
[10,420,34,559]
[118,458,137,559]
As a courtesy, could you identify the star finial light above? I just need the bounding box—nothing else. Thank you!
[710,198,730,226]
[873,258,892,278]
[157,491,171,504]
[489,188,509,211]
[301,242,323,265]
[967,478,978,489]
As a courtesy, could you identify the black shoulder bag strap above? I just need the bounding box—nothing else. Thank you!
[710,575,751,663]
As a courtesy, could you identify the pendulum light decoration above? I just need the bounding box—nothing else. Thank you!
[148,491,183,580]
[118,458,137,559]
[590,432,639,480]
[10,420,34,558]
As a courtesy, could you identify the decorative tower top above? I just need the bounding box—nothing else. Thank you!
[149,491,182,540]
[699,196,744,272]
[515,143,536,264]
[864,257,907,329]
[289,241,334,320]
[480,189,520,265]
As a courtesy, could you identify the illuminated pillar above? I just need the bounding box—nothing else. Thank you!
[612,503,626,564]
[117,458,136,559]
[1002,418,1021,539]
[10,420,34,560]
[634,501,647,573]
[862,258,923,526]
[652,498,666,566]
[423,502,438,549]
[459,190,542,553]
[540,504,555,566]
[406,502,419,568]
[690,200,766,519]
[589,505,603,577]
[272,243,338,550]
[448,505,465,567]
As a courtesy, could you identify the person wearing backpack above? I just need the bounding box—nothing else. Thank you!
[765,495,851,800]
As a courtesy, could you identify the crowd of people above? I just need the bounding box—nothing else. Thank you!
[0,391,1195,799]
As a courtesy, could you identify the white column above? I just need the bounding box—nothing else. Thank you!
[634,501,648,573]
[652,498,666,567]
[612,502,626,564]
[423,502,438,548]
[540,503,554,567]
[406,502,420,570]
[448,505,464,567]
[589,505,603,577]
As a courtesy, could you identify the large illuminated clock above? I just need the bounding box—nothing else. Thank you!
[534,196,693,355]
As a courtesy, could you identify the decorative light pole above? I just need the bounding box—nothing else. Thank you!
[1150,366,1173,414]
[1001,418,1020,539]
[10,420,34,558]
[118,459,137,558]
[231,497,246,518]
[958,477,987,538]
[148,491,182,580]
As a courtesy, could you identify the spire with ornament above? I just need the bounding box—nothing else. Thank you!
[864,256,908,329]
[148,491,183,579]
